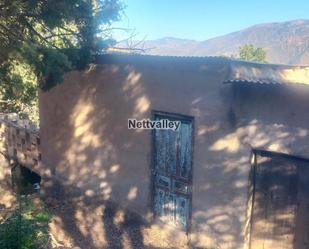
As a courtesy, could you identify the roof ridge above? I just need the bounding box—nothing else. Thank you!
[96,53,309,68]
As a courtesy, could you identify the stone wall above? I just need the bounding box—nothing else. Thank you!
[0,113,41,170]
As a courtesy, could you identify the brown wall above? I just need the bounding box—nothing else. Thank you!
[231,82,309,157]
[39,55,309,249]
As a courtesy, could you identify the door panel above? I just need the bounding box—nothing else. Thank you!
[294,164,309,249]
[179,122,192,178]
[153,113,193,230]
[155,129,178,176]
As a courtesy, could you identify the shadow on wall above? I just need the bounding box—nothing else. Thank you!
[204,82,309,248]
[39,62,309,249]
[44,182,164,249]
[40,63,191,248]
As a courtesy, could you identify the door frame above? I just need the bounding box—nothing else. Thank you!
[248,148,309,249]
[150,110,195,234]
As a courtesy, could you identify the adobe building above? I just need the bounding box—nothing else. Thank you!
[39,54,309,249]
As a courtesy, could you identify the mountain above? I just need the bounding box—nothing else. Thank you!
[140,20,309,65]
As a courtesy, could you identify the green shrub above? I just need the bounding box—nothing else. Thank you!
[0,196,51,249]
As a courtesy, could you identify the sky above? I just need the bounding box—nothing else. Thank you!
[113,0,309,41]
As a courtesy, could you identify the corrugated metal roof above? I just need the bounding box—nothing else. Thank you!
[224,60,309,85]
[96,53,309,85]
[96,53,229,64]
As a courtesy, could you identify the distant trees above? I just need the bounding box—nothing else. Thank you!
[238,44,267,63]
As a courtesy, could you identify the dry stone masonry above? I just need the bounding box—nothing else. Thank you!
[0,113,41,170]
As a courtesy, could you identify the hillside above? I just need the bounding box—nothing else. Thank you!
[140,20,309,65]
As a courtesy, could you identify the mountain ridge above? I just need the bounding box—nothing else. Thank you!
[139,19,309,65]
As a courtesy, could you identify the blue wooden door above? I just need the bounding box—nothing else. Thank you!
[152,113,193,230]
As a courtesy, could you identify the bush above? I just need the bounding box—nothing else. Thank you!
[0,196,51,249]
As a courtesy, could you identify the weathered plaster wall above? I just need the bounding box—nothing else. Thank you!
[227,82,309,249]
[231,82,309,157]
[39,55,309,249]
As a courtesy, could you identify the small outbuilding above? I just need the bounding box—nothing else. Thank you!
[39,54,309,249]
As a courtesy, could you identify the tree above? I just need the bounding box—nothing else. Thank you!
[0,0,123,122]
[238,44,267,63]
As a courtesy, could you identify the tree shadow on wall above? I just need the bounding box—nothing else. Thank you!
[43,179,171,249]
[39,60,309,249]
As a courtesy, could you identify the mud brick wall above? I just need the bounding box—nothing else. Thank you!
[0,114,41,170]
